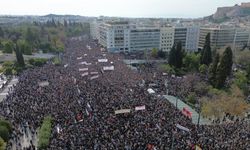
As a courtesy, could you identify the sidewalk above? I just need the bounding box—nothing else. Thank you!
[0,77,18,102]
[163,95,211,125]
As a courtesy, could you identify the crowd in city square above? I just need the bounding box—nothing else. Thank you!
[0,38,249,150]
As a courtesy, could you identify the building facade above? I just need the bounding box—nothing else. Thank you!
[159,27,175,52]
[185,26,200,52]
[174,27,187,49]
[130,28,160,52]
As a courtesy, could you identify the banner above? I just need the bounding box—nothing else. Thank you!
[90,72,98,75]
[103,66,114,71]
[79,62,92,65]
[135,105,146,111]
[176,124,190,132]
[115,109,131,114]
[38,81,49,87]
[90,75,99,80]
[98,59,108,63]
[182,107,192,119]
[81,72,89,77]
[79,68,88,71]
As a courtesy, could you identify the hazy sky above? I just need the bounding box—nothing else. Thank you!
[0,0,249,18]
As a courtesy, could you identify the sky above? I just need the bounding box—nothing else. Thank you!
[0,0,249,18]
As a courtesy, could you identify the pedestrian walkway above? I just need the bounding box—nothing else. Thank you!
[163,95,211,125]
[0,77,18,102]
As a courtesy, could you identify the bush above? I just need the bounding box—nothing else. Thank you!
[160,64,175,74]
[199,64,208,74]
[29,58,47,67]
[52,57,61,66]
[0,137,6,150]
[187,93,196,105]
[38,116,52,150]
[0,120,12,133]
[3,41,14,54]
[0,126,10,142]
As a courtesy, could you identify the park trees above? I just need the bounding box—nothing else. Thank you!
[200,33,212,65]
[168,41,184,69]
[3,41,14,54]
[215,47,233,88]
[209,53,220,86]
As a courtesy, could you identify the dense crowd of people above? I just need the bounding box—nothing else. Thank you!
[0,37,249,149]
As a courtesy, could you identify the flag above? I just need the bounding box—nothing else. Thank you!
[135,105,146,111]
[176,124,190,132]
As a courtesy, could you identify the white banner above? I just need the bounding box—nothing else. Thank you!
[176,124,190,132]
[79,62,92,65]
[90,75,99,80]
[98,59,108,63]
[81,72,89,77]
[115,109,131,115]
[79,68,88,71]
[103,66,114,71]
[135,105,146,111]
[38,81,49,87]
[90,72,98,75]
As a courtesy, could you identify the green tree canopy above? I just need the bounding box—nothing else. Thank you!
[3,41,14,54]
[200,33,212,65]
[183,53,200,71]
[209,53,220,86]
[168,41,184,68]
[216,47,233,88]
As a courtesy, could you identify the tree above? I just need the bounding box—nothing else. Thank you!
[14,43,25,67]
[183,53,200,71]
[160,64,175,74]
[209,53,220,86]
[0,137,6,150]
[151,48,158,58]
[157,50,166,59]
[200,33,212,65]
[18,40,32,55]
[215,47,233,88]
[3,41,14,53]
[0,126,9,142]
[234,71,249,95]
[168,41,184,68]
[0,27,4,38]
[168,44,176,67]
[175,41,184,68]
[199,64,208,74]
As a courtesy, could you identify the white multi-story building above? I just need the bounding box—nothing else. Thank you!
[99,21,130,52]
[160,27,175,52]
[90,19,102,40]
[185,26,200,52]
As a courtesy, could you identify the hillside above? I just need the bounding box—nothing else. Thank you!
[213,2,250,20]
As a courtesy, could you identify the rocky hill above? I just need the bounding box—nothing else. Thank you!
[213,2,250,20]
